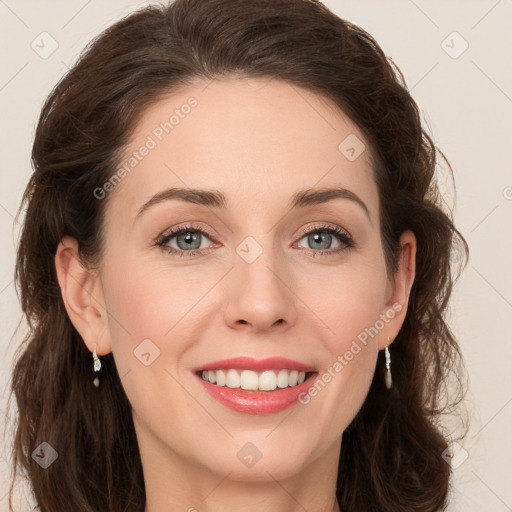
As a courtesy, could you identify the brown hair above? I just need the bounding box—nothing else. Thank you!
[7,0,469,510]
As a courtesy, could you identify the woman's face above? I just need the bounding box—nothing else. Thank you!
[69,77,413,484]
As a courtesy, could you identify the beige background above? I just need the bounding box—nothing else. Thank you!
[1,0,511,510]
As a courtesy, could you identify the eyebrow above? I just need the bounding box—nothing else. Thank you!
[135,186,371,221]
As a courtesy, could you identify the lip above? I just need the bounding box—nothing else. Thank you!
[192,356,317,373]
[195,372,318,415]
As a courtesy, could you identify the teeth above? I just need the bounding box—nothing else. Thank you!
[277,369,289,388]
[200,369,310,391]
[259,370,277,391]
[225,369,240,388]
[241,370,259,390]
[216,369,226,386]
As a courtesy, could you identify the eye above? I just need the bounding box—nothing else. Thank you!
[156,224,215,257]
[295,224,354,256]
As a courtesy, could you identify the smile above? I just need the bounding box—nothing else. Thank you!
[193,356,318,414]
[198,368,313,391]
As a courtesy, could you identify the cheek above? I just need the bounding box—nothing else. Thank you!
[298,263,386,426]
[99,255,184,356]
[99,264,199,423]
[100,255,225,379]
[102,242,205,325]
[307,262,388,350]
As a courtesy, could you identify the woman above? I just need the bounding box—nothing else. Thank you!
[7,0,468,510]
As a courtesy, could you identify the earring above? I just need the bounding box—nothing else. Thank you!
[384,337,392,389]
[92,347,101,388]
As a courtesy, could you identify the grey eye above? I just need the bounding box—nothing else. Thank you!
[165,230,210,251]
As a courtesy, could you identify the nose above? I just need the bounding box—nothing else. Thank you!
[222,247,298,334]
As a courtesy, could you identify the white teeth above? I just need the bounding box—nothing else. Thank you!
[259,370,277,391]
[240,370,259,390]
[200,368,311,391]
[225,369,240,388]
[216,369,226,386]
[276,369,289,388]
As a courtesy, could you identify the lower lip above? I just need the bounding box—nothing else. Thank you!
[195,373,318,415]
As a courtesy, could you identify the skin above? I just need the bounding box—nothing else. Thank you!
[55,76,416,512]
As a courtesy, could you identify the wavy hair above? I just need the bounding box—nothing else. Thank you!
[7,0,468,510]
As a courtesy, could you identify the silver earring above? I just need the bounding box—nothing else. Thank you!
[93,347,101,388]
[384,338,392,389]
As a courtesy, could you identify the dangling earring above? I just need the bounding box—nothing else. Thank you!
[92,347,101,388]
[384,337,392,389]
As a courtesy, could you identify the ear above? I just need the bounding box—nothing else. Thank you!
[54,236,111,356]
[378,230,417,350]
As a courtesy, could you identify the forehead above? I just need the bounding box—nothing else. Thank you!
[106,76,378,222]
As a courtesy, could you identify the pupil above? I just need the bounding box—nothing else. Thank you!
[178,231,200,250]
[310,232,331,250]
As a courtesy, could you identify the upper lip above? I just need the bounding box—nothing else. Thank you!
[193,357,317,373]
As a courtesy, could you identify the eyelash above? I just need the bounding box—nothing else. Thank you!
[155,223,354,258]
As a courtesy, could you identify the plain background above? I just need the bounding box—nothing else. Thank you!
[0,0,511,510]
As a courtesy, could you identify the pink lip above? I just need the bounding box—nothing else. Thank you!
[192,356,316,373]
[195,372,319,415]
